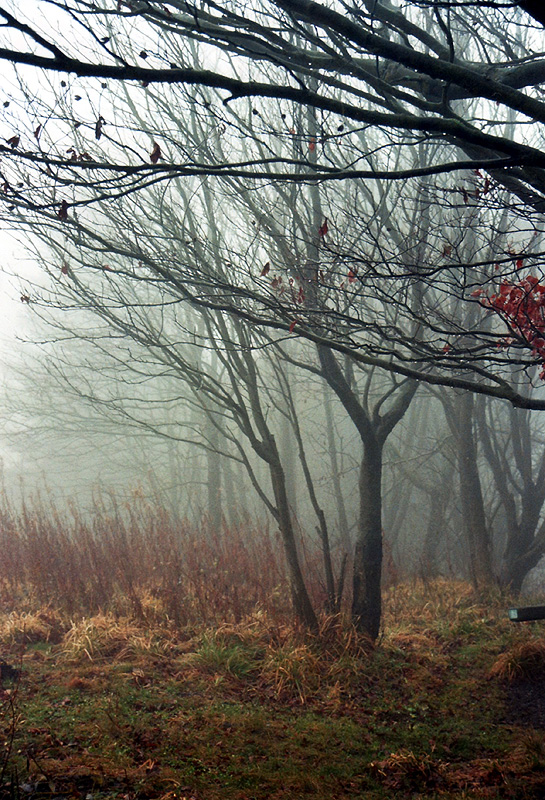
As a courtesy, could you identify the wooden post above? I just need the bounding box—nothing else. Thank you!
[509,605,545,622]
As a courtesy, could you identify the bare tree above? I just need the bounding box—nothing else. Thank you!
[5,1,545,637]
[1,2,545,403]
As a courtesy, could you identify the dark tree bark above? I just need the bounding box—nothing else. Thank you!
[453,392,496,590]
[353,435,384,641]
[323,383,352,553]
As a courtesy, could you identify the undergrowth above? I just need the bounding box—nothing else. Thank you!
[1,493,545,798]
[0,584,543,799]
[0,491,293,626]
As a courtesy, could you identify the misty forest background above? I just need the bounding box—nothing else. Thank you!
[5,4,545,798]
[1,1,545,640]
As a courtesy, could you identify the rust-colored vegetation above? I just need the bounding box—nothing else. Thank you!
[1,493,545,798]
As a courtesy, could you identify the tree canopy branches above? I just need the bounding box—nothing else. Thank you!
[2,1,545,406]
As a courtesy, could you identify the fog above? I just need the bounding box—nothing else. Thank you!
[0,1,545,641]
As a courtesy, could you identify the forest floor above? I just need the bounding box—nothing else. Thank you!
[2,580,545,799]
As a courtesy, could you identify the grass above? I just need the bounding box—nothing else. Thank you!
[1,495,545,798]
[489,638,545,684]
[1,588,545,799]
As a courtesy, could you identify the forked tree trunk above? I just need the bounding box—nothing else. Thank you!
[318,346,417,640]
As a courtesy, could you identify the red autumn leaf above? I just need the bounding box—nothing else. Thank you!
[289,320,297,333]
[515,258,524,270]
[102,264,113,271]
[271,276,282,290]
[61,264,69,275]
[150,142,161,163]
[34,124,42,140]
[95,116,105,140]
[6,135,19,149]
[318,218,328,237]
[348,269,356,284]
[442,244,452,257]
[470,288,483,297]
[57,200,69,220]
[297,286,305,303]
[309,137,316,152]
[442,343,450,353]
[482,272,545,376]
[260,262,270,277]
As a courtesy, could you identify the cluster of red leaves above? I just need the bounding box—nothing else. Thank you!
[479,274,545,378]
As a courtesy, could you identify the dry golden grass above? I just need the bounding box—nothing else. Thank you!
[489,637,545,683]
[314,612,374,659]
[260,640,321,703]
[383,578,481,625]
[186,612,376,703]
[370,749,448,792]
[0,608,66,645]
[515,730,545,768]
[59,614,177,662]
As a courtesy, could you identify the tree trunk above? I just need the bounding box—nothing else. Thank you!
[455,392,496,590]
[280,362,298,516]
[323,383,352,553]
[222,456,242,529]
[352,438,383,641]
[269,455,318,631]
[503,558,533,595]
[206,419,222,533]
[421,459,455,577]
